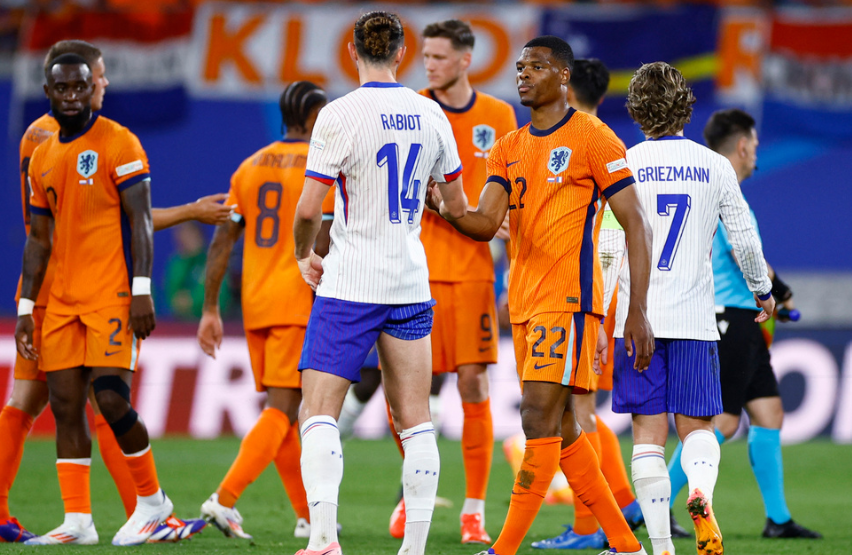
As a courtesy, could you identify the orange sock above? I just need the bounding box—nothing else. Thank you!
[461,399,493,503]
[0,406,34,520]
[94,414,137,518]
[124,446,160,497]
[491,437,561,555]
[560,432,639,553]
[56,459,91,514]
[572,430,602,535]
[274,421,309,521]
[385,398,404,458]
[596,416,636,508]
[218,407,291,508]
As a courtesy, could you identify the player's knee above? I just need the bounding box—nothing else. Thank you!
[715,416,739,440]
[7,382,49,418]
[519,403,560,439]
[92,375,133,424]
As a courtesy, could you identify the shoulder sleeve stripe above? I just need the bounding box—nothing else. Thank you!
[443,164,463,182]
[602,176,635,199]
[117,172,150,192]
[486,175,511,194]
[31,206,52,217]
[305,170,336,186]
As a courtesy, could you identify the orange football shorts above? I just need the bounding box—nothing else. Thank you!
[430,281,498,374]
[41,305,140,372]
[245,325,305,392]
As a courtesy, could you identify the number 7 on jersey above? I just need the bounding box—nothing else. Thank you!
[656,193,691,271]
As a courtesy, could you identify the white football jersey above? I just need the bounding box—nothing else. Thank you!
[306,83,462,304]
[613,137,771,340]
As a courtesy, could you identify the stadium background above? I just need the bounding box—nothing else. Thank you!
[0,1,850,446]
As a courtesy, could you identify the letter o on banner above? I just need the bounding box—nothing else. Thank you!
[771,339,839,444]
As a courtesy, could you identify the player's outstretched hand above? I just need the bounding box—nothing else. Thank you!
[198,310,223,359]
[593,322,607,375]
[15,315,37,360]
[130,295,156,339]
[424,180,443,213]
[495,212,511,241]
[297,250,324,291]
[192,193,235,225]
[754,293,776,323]
[623,306,654,372]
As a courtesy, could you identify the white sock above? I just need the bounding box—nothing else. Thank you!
[632,444,674,555]
[63,512,94,528]
[681,429,721,505]
[337,388,367,438]
[399,422,440,555]
[300,416,343,550]
[461,498,485,520]
[137,489,164,507]
[429,395,442,436]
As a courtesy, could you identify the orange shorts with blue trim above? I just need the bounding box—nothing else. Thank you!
[511,312,600,395]
[14,307,47,381]
[40,305,140,372]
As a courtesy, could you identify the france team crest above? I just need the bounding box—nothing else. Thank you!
[472,124,495,152]
[548,147,571,174]
[77,150,98,178]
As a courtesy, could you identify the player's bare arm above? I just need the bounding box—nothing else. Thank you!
[294,177,328,290]
[314,219,334,258]
[198,217,243,358]
[120,179,156,339]
[429,180,507,241]
[14,212,53,360]
[434,177,467,221]
[607,185,655,370]
[151,193,234,231]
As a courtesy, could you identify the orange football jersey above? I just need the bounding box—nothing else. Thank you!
[28,114,151,315]
[17,113,59,307]
[419,90,517,283]
[487,108,635,323]
[227,139,316,330]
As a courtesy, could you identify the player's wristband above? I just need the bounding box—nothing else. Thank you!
[757,291,772,301]
[17,298,35,316]
[771,272,793,302]
[132,277,152,296]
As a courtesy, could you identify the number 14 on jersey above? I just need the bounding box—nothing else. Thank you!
[377,142,422,224]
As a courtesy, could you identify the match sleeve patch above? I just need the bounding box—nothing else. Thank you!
[606,158,628,174]
[116,160,144,177]
[310,138,325,151]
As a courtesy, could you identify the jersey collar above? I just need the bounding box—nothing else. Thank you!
[529,108,575,137]
[280,138,308,143]
[648,135,687,141]
[428,89,477,114]
[58,113,99,144]
[361,82,404,88]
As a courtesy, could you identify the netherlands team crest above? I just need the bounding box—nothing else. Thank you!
[548,147,572,175]
[472,124,495,152]
[77,150,98,178]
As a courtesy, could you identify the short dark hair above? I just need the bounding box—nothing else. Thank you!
[44,40,101,73]
[45,53,91,81]
[280,81,327,132]
[626,61,695,139]
[703,108,756,154]
[569,58,610,107]
[354,11,405,65]
[422,19,475,51]
[523,36,574,71]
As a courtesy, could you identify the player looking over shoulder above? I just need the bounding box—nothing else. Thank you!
[292,11,467,555]
[427,36,654,555]
[196,81,331,541]
[665,108,821,540]
[609,62,775,555]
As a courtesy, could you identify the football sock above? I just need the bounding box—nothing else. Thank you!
[461,399,493,515]
[399,422,440,555]
[300,415,342,550]
[491,437,561,555]
[123,445,160,497]
[632,444,674,555]
[218,407,291,508]
[275,420,310,521]
[667,428,725,508]
[561,432,640,553]
[748,426,791,524]
[0,405,33,520]
[337,388,368,438]
[597,416,636,509]
[56,458,92,514]
[93,413,136,518]
[429,394,443,435]
[385,399,405,457]
[572,430,602,535]
[681,429,721,504]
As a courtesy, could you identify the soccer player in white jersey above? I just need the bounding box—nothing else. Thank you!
[606,62,775,555]
[291,11,467,555]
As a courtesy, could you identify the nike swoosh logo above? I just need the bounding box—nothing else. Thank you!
[104,350,121,356]
[507,160,520,167]
[42,168,53,177]
[534,362,555,369]
[478,347,491,352]
[321,550,335,555]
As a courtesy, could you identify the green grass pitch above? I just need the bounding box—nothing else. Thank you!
[4,436,850,554]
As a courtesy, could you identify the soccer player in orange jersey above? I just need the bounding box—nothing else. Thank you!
[196,81,331,541]
[426,36,655,555]
[14,53,193,546]
[0,40,226,544]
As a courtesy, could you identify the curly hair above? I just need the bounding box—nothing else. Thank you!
[626,62,695,139]
[354,11,404,65]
